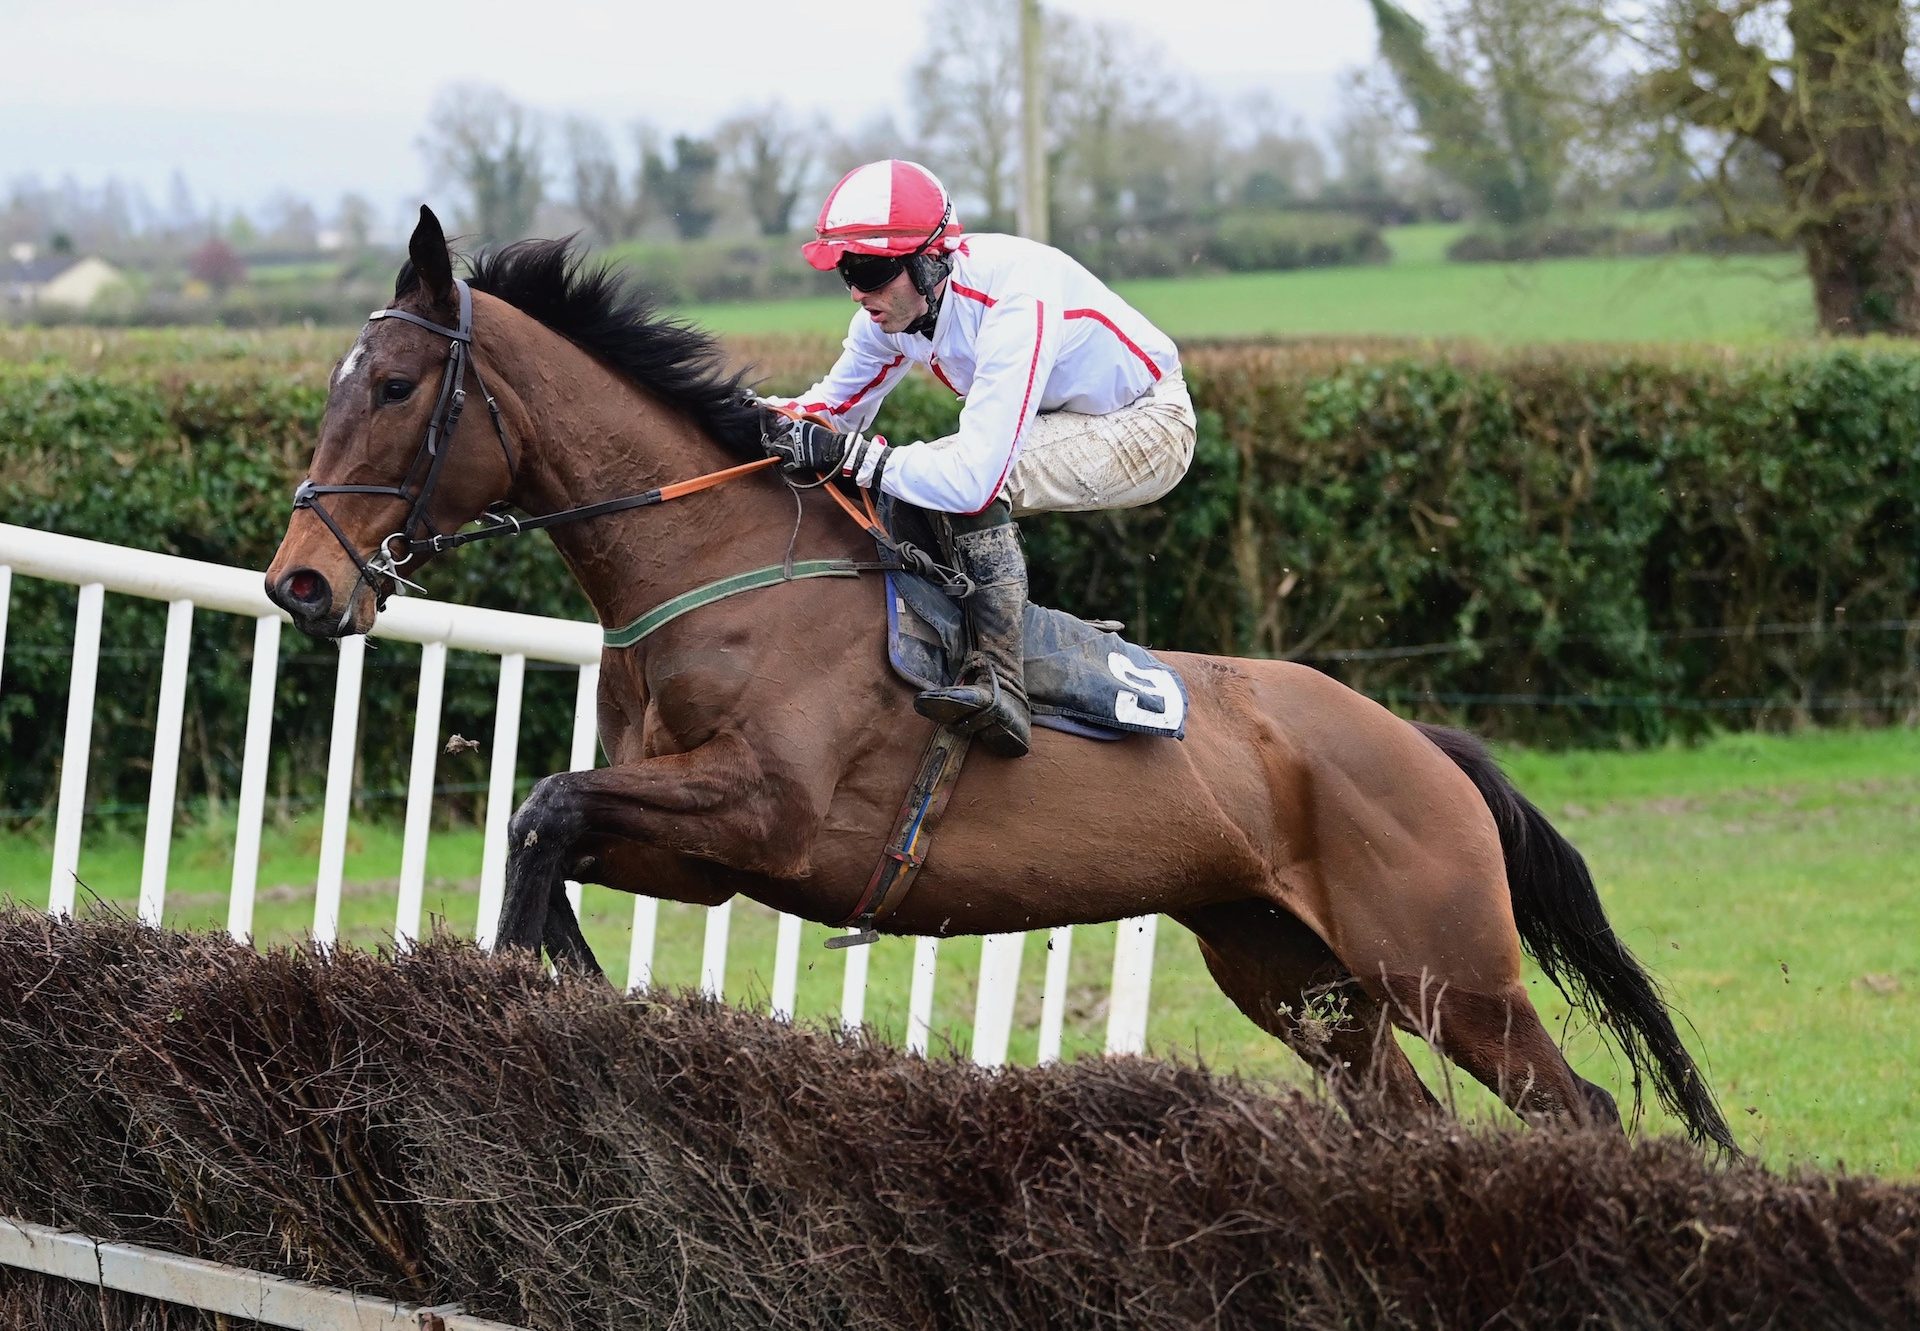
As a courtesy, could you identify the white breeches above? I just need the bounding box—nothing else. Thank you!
[923,369,1198,516]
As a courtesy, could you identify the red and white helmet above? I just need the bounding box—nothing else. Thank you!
[800,159,963,271]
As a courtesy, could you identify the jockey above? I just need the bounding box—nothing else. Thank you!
[761,159,1195,758]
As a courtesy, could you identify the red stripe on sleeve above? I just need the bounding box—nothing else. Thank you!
[949,282,996,307]
[831,353,907,415]
[1064,308,1162,379]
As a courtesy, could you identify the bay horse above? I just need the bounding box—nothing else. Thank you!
[265,207,1735,1152]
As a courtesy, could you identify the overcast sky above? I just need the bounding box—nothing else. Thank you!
[4,0,1404,231]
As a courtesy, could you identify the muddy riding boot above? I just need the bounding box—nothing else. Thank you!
[914,500,1032,757]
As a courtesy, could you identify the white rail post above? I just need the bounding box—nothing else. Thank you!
[228,615,281,943]
[699,900,732,1000]
[0,566,11,699]
[563,662,600,919]
[474,651,525,949]
[626,896,658,993]
[49,582,105,916]
[394,640,448,947]
[971,932,1026,1067]
[1037,925,1074,1064]
[312,634,366,948]
[1105,913,1158,1055]
[839,933,871,1033]
[771,912,803,1020]
[137,598,194,926]
[907,935,939,1056]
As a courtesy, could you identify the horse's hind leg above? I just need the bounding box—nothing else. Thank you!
[1375,973,1619,1132]
[1177,901,1440,1124]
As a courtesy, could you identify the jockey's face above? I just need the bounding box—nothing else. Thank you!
[851,266,930,334]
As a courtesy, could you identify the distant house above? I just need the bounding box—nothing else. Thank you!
[2,248,126,312]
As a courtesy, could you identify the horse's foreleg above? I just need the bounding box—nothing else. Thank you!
[499,733,801,966]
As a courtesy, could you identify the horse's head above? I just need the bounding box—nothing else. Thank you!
[266,205,517,638]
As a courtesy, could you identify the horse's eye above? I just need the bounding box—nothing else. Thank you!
[380,378,415,404]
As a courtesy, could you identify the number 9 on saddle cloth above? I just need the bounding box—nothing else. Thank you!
[880,497,1187,741]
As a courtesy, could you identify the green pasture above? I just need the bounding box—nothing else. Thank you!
[4,727,1913,1174]
[676,222,1816,345]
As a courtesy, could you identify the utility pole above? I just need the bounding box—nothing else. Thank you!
[1018,0,1049,243]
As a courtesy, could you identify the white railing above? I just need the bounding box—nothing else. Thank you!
[0,523,1159,1065]
[0,1213,525,1331]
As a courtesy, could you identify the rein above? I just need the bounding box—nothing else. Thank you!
[291,278,970,639]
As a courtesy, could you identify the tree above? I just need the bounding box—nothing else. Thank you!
[1368,0,1613,225]
[187,237,246,293]
[718,106,819,237]
[1323,68,1428,220]
[1229,94,1329,209]
[1044,13,1234,245]
[1641,0,1920,335]
[258,191,320,249]
[912,0,1023,230]
[643,135,722,240]
[335,193,377,250]
[418,85,546,244]
[562,117,634,246]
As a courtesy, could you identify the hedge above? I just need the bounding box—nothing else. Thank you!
[2,331,1917,821]
[1,912,1915,1330]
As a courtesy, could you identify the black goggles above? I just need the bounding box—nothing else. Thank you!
[838,252,908,293]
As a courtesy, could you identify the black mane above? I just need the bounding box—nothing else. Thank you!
[395,238,765,459]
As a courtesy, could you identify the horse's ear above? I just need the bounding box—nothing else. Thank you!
[408,205,455,304]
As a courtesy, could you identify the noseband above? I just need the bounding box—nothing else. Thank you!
[291,277,516,631]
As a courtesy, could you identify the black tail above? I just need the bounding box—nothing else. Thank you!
[1413,722,1738,1153]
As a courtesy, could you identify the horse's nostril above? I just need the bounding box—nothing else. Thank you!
[279,568,329,611]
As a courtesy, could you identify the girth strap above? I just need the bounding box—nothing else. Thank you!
[602,559,865,648]
[828,721,973,946]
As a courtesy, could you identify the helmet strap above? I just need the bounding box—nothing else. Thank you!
[902,250,951,338]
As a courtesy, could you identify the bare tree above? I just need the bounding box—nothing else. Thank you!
[912,0,1023,230]
[1641,0,1920,335]
[562,117,634,246]
[258,191,321,250]
[718,105,820,237]
[824,113,918,180]
[1321,68,1446,222]
[418,84,546,244]
[1046,13,1215,244]
[642,135,722,240]
[1230,94,1329,207]
[335,193,377,250]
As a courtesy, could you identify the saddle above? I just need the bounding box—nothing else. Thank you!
[877,497,1188,742]
[830,497,1189,947]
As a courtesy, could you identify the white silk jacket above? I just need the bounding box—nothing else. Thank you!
[788,232,1180,514]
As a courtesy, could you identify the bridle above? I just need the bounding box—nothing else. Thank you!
[291,276,516,633]
[286,274,970,635]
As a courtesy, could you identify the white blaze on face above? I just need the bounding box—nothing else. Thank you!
[334,335,368,386]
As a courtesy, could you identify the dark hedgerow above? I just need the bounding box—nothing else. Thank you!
[1,336,1917,821]
[0,910,1914,1330]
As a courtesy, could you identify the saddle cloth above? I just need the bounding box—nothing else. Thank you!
[877,499,1188,742]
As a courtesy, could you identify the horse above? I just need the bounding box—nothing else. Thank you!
[265,206,1736,1152]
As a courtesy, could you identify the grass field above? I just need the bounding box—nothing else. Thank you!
[4,727,1913,1174]
[675,222,1818,345]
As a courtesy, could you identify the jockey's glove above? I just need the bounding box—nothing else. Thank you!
[764,416,890,488]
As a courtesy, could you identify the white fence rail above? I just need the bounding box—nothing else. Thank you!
[0,1214,525,1330]
[0,522,1159,1064]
